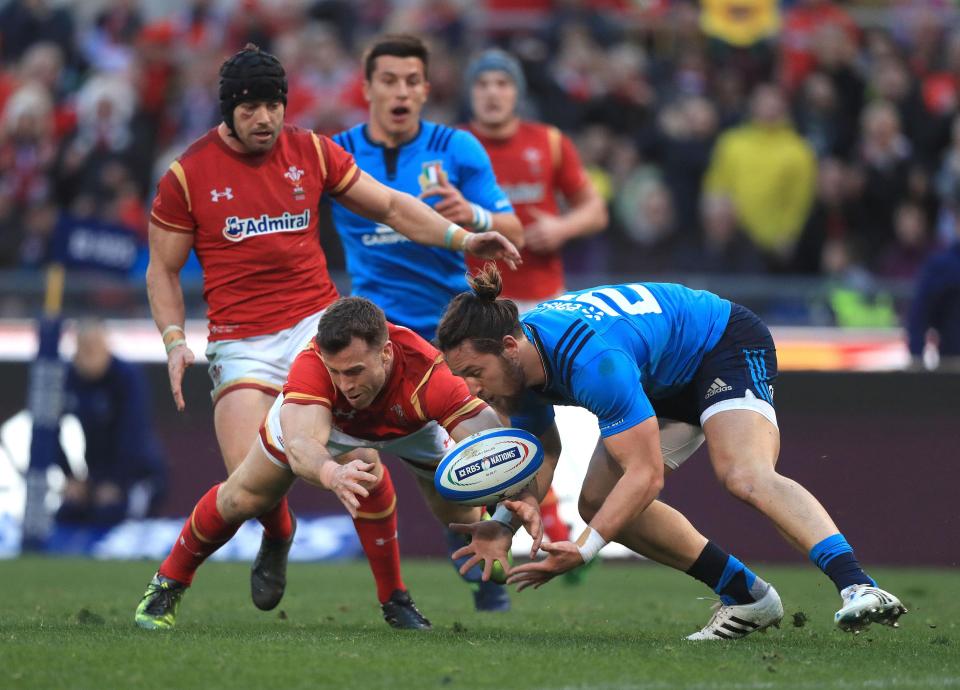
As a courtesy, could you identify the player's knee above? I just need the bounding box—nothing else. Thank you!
[218,485,270,522]
[716,463,772,504]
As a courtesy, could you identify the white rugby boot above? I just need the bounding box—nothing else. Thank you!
[686,585,784,640]
[835,584,907,633]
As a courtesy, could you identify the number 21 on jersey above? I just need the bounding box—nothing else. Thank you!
[556,284,662,317]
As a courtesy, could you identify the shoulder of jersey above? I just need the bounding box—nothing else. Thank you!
[175,128,223,167]
[422,122,462,154]
[331,124,365,154]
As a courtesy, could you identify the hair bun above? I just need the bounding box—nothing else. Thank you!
[467,262,503,301]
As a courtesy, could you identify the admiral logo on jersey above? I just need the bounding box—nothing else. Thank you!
[222,210,310,242]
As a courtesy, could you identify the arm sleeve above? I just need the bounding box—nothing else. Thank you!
[420,360,489,433]
[281,348,335,408]
[150,164,196,233]
[452,130,514,213]
[316,134,361,197]
[571,350,654,438]
[555,131,590,198]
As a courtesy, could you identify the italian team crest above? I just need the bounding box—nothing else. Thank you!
[418,160,446,193]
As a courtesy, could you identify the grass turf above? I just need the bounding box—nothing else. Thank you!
[0,557,957,689]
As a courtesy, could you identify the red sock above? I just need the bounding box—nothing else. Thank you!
[352,464,405,604]
[540,486,570,543]
[159,484,241,586]
[258,495,293,541]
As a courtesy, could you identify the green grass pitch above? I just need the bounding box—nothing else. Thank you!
[1,557,957,689]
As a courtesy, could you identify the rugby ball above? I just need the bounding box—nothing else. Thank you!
[434,427,544,506]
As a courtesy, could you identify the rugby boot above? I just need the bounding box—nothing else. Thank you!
[686,585,783,640]
[135,572,187,630]
[251,510,297,611]
[835,584,907,633]
[381,589,432,630]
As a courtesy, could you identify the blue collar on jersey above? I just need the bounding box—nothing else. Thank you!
[521,321,560,399]
[361,121,426,149]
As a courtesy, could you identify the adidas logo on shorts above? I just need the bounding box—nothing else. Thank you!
[704,378,733,400]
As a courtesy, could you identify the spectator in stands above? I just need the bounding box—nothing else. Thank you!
[793,157,861,274]
[907,221,960,369]
[676,193,765,274]
[780,0,858,93]
[704,82,817,269]
[56,319,167,526]
[853,100,914,266]
[877,202,933,280]
[793,71,855,159]
[54,74,140,211]
[651,96,719,232]
[612,174,679,273]
[0,0,76,66]
[0,82,57,266]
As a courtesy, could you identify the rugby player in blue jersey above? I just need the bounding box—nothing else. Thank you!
[327,34,523,612]
[437,264,906,639]
[330,34,523,342]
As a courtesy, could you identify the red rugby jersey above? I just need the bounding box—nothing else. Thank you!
[465,121,589,301]
[281,324,487,441]
[150,125,360,340]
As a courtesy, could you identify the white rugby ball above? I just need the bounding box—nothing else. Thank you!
[434,427,544,506]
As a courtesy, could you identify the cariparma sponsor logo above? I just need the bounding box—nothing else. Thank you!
[222,210,310,242]
[445,438,535,488]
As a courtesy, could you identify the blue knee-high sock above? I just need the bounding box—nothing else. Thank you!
[686,541,769,606]
[809,533,875,593]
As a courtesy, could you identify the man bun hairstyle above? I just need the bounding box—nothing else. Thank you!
[364,34,429,80]
[317,297,388,354]
[219,43,287,136]
[435,263,520,354]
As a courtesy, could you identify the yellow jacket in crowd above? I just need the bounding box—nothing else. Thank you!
[704,122,817,255]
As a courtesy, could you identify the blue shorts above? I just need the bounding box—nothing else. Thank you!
[651,303,778,428]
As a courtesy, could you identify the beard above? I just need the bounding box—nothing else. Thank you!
[488,355,527,416]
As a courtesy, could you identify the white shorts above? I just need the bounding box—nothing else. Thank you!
[658,418,705,471]
[205,310,324,404]
[258,393,455,479]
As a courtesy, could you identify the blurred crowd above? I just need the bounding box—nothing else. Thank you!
[2,0,960,303]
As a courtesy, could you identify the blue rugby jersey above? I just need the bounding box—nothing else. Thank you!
[510,283,732,437]
[329,122,513,340]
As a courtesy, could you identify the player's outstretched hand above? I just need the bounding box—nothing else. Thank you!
[320,459,378,518]
[464,231,522,270]
[502,490,543,558]
[447,519,513,582]
[506,540,584,592]
[166,343,195,412]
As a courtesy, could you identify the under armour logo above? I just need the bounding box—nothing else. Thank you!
[210,187,234,202]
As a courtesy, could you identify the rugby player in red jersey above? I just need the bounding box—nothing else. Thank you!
[462,49,608,553]
[135,297,539,630]
[146,45,520,616]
